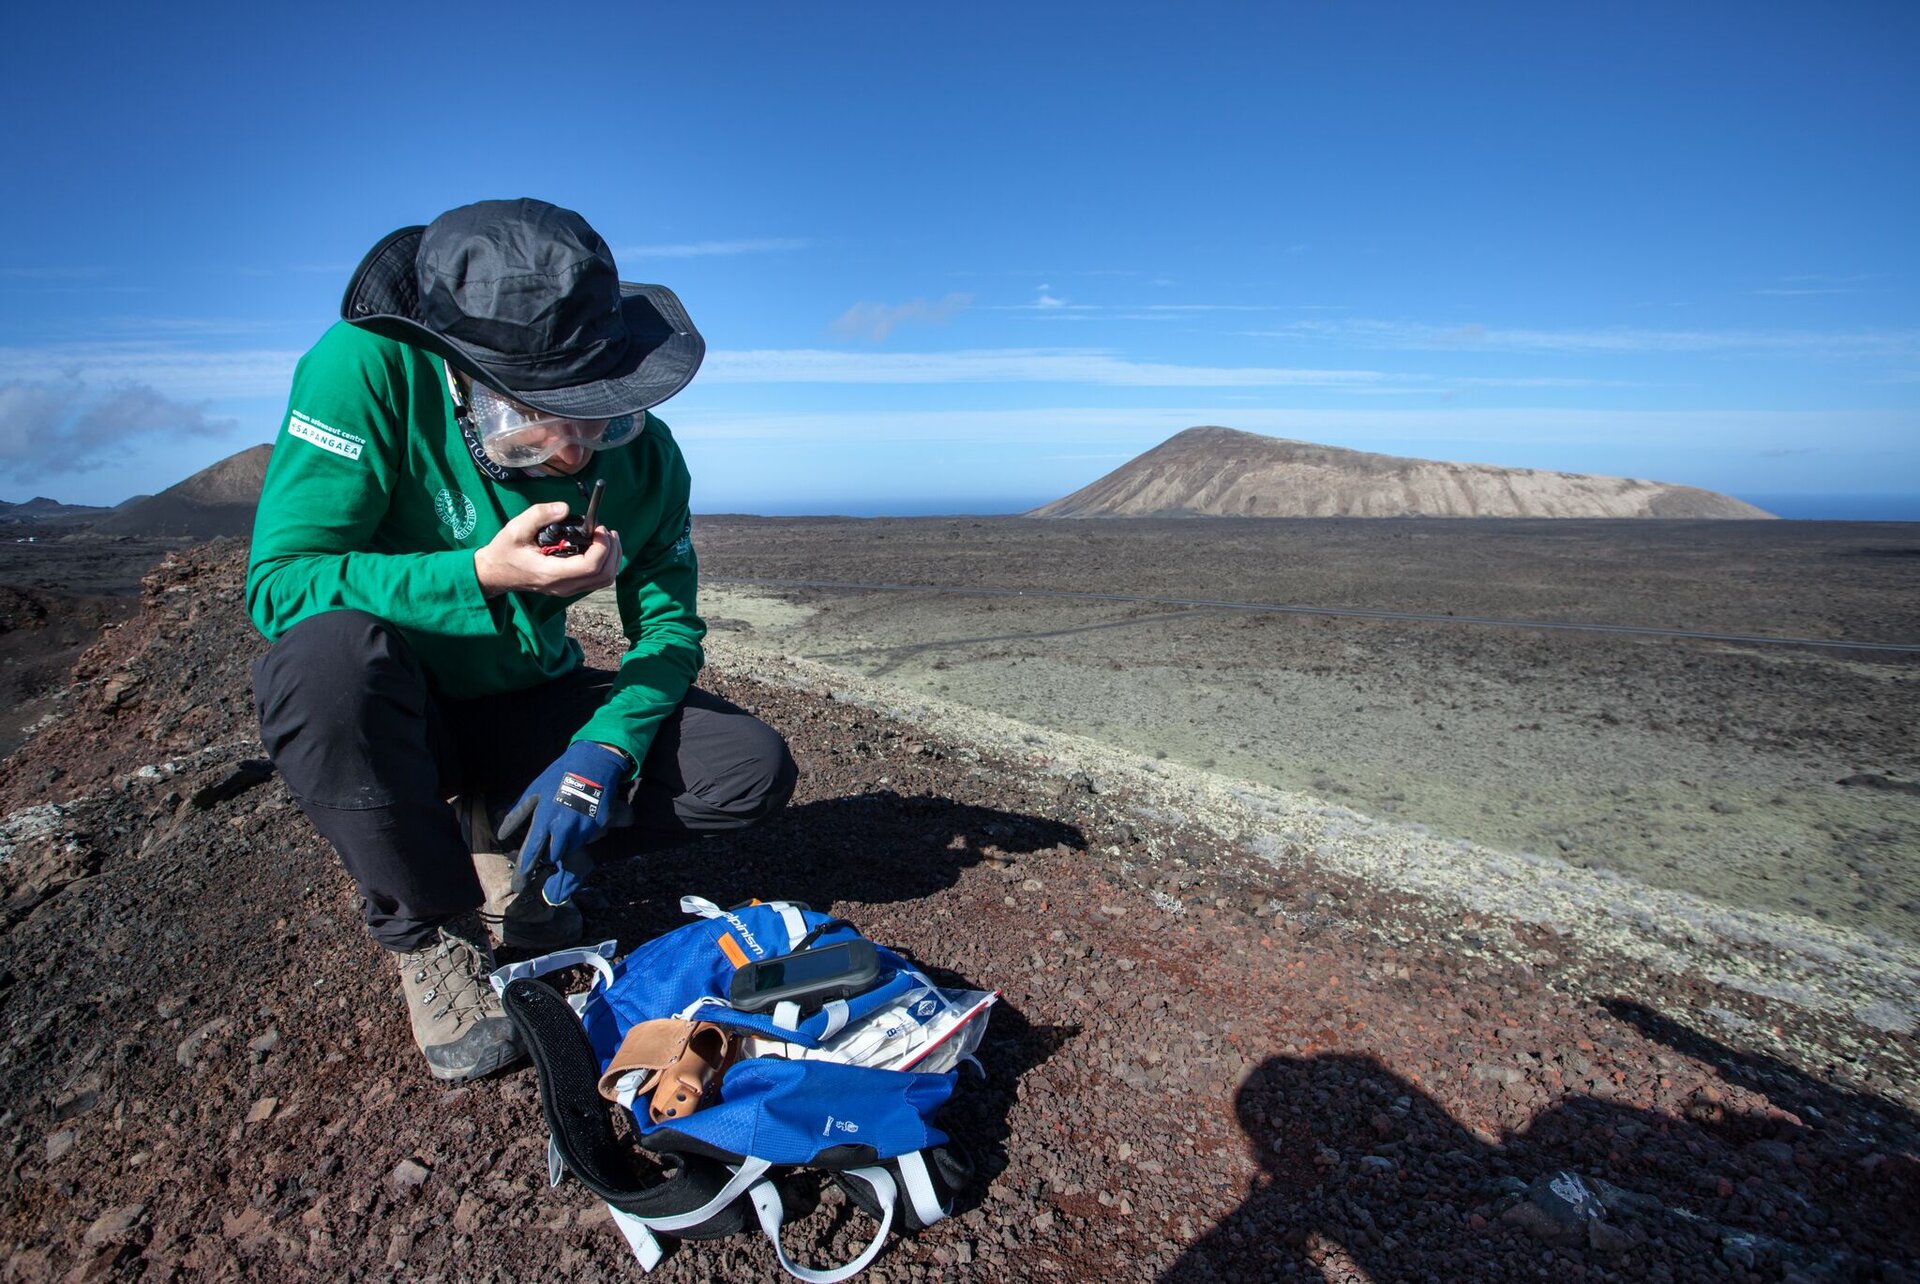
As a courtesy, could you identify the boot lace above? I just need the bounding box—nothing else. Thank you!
[409,922,494,1031]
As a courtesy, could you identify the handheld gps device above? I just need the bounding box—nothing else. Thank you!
[728,938,880,1015]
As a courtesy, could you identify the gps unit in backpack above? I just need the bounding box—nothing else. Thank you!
[728,938,879,1015]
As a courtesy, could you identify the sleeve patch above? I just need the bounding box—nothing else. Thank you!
[287,410,366,461]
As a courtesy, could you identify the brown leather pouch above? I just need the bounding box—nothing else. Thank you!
[647,1023,733,1125]
[596,1018,697,1102]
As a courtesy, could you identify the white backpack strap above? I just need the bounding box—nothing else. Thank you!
[488,940,618,1002]
[819,999,851,1040]
[674,994,732,1022]
[679,895,725,918]
[766,900,809,949]
[772,1000,803,1032]
[635,1156,773,1234]
[607,1204,665,1272]
[747,1167,896,1283]
[895,1150,950,1227]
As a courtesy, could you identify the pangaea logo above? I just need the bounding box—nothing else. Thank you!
[434,488,478,541]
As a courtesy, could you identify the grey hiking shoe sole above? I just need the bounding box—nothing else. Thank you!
[398,912,525,1082]
[421,1016,525,1082]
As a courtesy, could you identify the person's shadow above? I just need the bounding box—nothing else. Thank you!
[1165,1001,1920,1280]
[588,790,1083,936]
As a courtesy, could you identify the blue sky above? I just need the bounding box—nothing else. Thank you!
[3,2,1916,516]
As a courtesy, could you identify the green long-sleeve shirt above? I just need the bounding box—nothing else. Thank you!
[246,320,706,764]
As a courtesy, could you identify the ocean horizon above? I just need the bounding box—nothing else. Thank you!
[1737,494,1920,522]
[695,494,1920,522]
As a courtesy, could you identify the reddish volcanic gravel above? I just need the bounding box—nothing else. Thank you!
[0,542,1914,1282]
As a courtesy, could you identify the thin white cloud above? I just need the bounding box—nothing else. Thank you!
[985,301,1350,319]
[615,237,809,259]
[0,343,301,399]
[670,405,1919,454]
[701,348,1403,388]
[829,293,973,342]
[1027,311,1182,324]
[1052,303,1346,323]
[0,339,1412,399]
[1258,318,1920,358]
[1033,284,1068,310]
[0,266,108,281]
[700,348,1641,391]
[999,303,1099,314]
[0,335,1636,410]
[101,316,292,336]
[1451,376,1628,388]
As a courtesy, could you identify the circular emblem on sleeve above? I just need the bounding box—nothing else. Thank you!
[434,487,478,541]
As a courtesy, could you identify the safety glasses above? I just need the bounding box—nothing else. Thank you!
[463,378,642,468]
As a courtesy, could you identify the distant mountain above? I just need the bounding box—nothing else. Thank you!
[0,496,111,524]
[1028,428,1775,519]
[97,444,273,538]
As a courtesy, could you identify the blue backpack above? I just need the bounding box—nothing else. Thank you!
[495,896,992,1282]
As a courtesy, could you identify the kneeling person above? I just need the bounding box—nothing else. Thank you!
[246,200,797,1082]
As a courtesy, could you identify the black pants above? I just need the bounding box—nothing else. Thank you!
[252,610,798,950]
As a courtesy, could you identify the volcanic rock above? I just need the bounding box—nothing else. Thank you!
[97,444,272,539]
[81,1205,144,1249]
[2,540,1916,1281]
[0,497,111,525]
[1028,427,1773,518]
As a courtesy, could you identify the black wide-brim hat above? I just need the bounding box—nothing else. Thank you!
[341,198,705,419]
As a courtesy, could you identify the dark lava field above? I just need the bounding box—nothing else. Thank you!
[0,524,1916,1281]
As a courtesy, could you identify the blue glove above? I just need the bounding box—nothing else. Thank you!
[497,741,630,907]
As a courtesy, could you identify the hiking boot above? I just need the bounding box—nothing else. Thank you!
[395,913,524,1082]
[462,793,584,952]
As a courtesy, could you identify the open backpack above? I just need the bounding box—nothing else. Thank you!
[493,896,996,1282]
